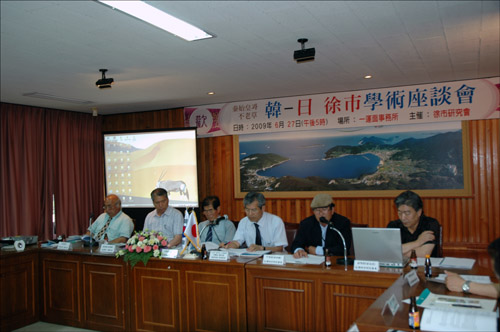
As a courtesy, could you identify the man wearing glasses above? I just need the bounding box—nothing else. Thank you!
[224,192,287,252]
[291,193,352,258]
[387,190,440,257]
[86,194,134,243]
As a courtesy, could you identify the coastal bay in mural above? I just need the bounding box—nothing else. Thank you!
[234,121,471,198]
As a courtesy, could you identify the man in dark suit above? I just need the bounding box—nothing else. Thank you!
[291,193,352,258]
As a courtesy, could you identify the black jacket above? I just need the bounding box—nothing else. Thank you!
[291,213,352,256]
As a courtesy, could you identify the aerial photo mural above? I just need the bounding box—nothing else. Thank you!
[237,121,468,197]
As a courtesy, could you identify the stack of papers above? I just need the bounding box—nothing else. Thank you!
[417,288,497,312]
[220,248,271,257]
[417,288,498,331]
[427,274,492,284]
[417,257,475,269]
[284,254,325,265]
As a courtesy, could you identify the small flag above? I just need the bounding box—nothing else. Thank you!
[181,210,200,254]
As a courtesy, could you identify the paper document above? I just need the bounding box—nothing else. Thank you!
[428,274,492,284]
[417,288,497,312]
[221,248,271,257]
[285,254,325,265]
[201,242,220,251]
[417,256,475,269]
[421,308,497,332]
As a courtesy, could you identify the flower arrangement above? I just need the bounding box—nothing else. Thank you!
[116,229,168,267]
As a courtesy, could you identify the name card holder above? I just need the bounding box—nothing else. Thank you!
[99,244,116,254]
[209,251,229,261]
[57,242,72,251]
[161,249,179,259]
[381,294,400,316]
[354,260,380,272]
[405,269,420,287]
[263,254,285,266]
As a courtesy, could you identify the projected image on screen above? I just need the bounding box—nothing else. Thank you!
[103,129,199,208]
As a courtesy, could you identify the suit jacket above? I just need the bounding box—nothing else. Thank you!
[291,213,352,256]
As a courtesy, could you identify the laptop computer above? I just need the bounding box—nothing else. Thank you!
[351,227,409,268]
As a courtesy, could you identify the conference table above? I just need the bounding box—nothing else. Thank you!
[0,245,496,331]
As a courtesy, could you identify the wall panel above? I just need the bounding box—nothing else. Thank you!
[103,110,499,251]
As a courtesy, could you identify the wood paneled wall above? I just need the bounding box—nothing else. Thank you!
[103,110,500,251]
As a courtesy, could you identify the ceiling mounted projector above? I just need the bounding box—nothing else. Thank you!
[95,69,114,89]
[294,38,315,63]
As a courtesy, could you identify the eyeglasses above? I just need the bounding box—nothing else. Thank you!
[398,210,413,217]
[313,207,330,213]
[245,207,261,214]
[103,203,119,209]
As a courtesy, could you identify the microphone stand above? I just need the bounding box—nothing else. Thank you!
[321,217,353,271]
[89,213,94,254]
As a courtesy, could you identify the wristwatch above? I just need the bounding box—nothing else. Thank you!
[462,280,471,293]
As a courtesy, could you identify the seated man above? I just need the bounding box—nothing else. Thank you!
[198,195,235,246]
[143,188,183,248]
[387,190,441,257]
[86,194,134,243]
[291,193,352,258]
[224,192,287,252]
[445,237,500,298]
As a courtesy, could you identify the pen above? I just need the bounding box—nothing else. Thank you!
[451,303,482,308]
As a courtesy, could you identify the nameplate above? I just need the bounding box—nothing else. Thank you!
[99,244,116,254]
[354,260,380,272]
[209,251,229,261]
[382,294,400,316]
[161,249,178,259]
[57,242,71,251]
[263,254,285,266]
[346,323,360,332]
[405,269,420,287]
[14,240,25,252]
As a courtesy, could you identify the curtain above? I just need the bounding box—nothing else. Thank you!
[1,104,48,237]
[0,103,104,239]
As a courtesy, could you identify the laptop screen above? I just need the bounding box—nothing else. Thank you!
[352,227,406,267]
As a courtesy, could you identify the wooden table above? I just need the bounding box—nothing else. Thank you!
[0,246,39,332]
[37,247,255,331]
[4,246,494,332]
[355,260,498,331]
[245,258,402,332]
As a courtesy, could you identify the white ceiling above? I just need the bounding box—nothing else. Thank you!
[1,1,499,115]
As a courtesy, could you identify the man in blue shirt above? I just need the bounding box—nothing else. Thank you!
[144,188,184,248]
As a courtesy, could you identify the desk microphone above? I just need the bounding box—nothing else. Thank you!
[199,215,227,243]
[320,217,353,271]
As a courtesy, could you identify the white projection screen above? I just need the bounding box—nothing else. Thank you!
[103,128,199,208]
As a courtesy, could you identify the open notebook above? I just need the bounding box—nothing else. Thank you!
[352,227,409,268]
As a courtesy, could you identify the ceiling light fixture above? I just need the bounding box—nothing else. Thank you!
[364,75,373,79]
[96,69,114,89]
[22,92,94,105]
[97,0,213,41]
[294,38,315,63]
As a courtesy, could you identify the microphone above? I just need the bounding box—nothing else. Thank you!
[88,212,95,253]
[200,216,226,241]
[320,217,353,270]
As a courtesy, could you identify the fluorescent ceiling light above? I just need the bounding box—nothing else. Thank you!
[97,1,213,41]
[22,92,94,105]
